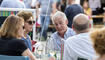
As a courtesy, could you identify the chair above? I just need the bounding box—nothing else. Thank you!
[0,55,29,60]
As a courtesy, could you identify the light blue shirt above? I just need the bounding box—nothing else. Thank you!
[46,27,75,52]
[21,34,32,51]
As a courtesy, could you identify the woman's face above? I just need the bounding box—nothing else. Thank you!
[24,17,35,32]
[83,1,88,9]
[18,23,24,38]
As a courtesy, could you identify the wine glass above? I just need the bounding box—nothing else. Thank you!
[35,42,44,59]
[46,37,55,53]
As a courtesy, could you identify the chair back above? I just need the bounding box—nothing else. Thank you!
[0,55,29,60]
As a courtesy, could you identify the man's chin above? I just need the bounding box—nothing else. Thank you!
[58,31,64,34]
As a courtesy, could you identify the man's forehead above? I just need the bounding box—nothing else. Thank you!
[55,16,64,20]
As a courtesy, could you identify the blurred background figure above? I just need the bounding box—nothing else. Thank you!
[89,0,101,15]
[23,0,32,8]
[0,15,36,60]
[0,0,3,5]
[63,13,96,60]
[17,11,35,51]
[36,0,57,40]
[60,0,67,12]
[90,27,105,60]
[65,0,84,28]
[31,0,37,9]
[0,0,25,8]
[81,0,93,28]
[82,0,92,20]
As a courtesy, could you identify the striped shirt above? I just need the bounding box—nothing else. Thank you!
[46,27,75,52]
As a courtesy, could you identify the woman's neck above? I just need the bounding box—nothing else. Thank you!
[23,31,28,39]
[84,7,88,10]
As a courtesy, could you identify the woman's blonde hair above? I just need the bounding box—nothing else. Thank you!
[90,27,105,56]
[0,15,24,38]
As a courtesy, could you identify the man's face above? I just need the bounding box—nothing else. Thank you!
[54,17,68,34]
[24,17,35,32]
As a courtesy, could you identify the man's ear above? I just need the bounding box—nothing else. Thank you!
[72,24,76,33]
[72,24,74,29]
[66,20,68,25]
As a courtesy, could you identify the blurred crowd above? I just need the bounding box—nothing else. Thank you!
[0,0,105,40]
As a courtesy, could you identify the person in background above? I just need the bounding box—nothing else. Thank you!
[63,13,96,60]
[65,0,84,28]
[31,0,37,9]
[60,0,67,12]
[0,15,36,60]
[89,0,101,15]
[82,0,92,20]
[103,13,105,25]
[17,11,35,51]
[0,0,3,5]
[36,0,57,40]
[23,0,32,8]
[0,0,25,8]
[82,0,93,28]
[46,11,75,52]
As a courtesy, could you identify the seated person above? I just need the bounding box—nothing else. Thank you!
[63,13,96,60]
[90,27,105,60]
[0,15,36,60]
[46,11,75,52]
[17,11,35,51]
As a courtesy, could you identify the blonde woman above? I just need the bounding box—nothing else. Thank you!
[0,15,36,60]
[90,27,105,60]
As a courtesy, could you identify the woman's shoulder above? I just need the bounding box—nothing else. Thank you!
[10,38,25,44]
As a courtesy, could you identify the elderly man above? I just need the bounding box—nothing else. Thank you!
[63,13,96,60]
[46,11,75,53]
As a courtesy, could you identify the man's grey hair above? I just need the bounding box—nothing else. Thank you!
[52,11,67,24]
[73,13,90,32]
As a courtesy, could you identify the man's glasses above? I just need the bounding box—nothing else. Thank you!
[26,21,35,25]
